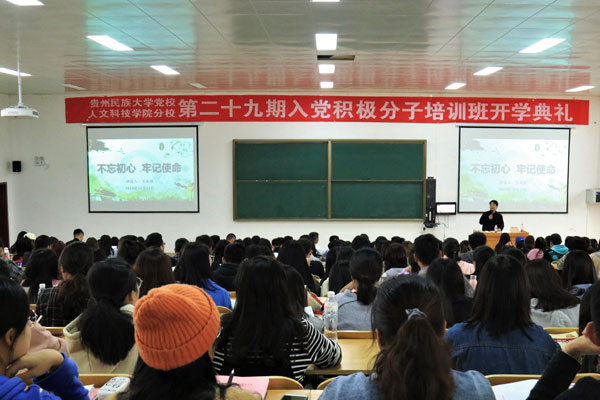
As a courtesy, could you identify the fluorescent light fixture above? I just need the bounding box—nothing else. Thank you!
[5,0,44,5]
[474,66,503,76]
[566,85,595,92]
[189,82,207,89]
[87,35,133,51]
[315,33,337,51]
[445,82,466,90]
[320,81,334,89]
[319,64,335,74]
[63,83,86,90]
[312,0,340,2]
[150,65,180,75]
[519,38,565,54]
[0,67,31,77]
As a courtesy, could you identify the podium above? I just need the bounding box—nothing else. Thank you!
[483,231,529,250]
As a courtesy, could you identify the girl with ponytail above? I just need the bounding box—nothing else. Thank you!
[335,248,382,330]
[63,258,139,374]
[36,241,93,327]
[321,275,494,400]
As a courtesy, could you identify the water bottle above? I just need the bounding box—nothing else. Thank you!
[38,283,46,300]
[2,247,8,258]
[520,223,524,232]
[323,291,338,342]
[494,224,499,233]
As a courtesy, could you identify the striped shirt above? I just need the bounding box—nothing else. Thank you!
[213,318,341,383]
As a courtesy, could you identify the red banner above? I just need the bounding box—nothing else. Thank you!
[65,95,589,125]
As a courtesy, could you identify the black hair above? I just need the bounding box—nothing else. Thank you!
[210,235,221,246]
[467,255,533,339]
[442,237,460,261]
[226,233,236,241]
[79,258,137,365]
[349,248,382,305]
[413,234,441,266]
[212,240,228,267]
[86,237,100,249]
[534,237,548,251]
[0,258,10,279]
[390,236,405,244]
[550,233,562,245]
[34,234,52,249]
[426,258,466,326]
[118,354,230,400]
[111,236,119,246]
[134,248,175,297]
[251,235,261,245]
[195,235,214,252]
[351,235,371,251]
[277,240,317,293]
[468,232,487,250]
[93,248,108,263]
[494,233,512,252]
[99,235,114,257]
[500,247,527,266]
[524,236,535,252]
[174,238,189,253]
[473,246,494,276]
[0,277,30,358]
[13,237,33,258]
[281,264,306,318]
[73,228,84,237]
[224,243,245,264]
[175,243,213,291]
[525,259,579,312]
[562,250,597,293]
[23,248,57,303]
[383,243,408,270]
[144,232,164,248]
[328,258,352,294]
[220,256,304,369]
[57,241,94,322]
[258,238,272,250]
[372,275,453,400]
[117,239,146,266]
[309,232,319,241]
[246,245,273,258]
[297,238,313,256]
[590,281,600,343]
[458,240,470,255]
[489,200,498,206]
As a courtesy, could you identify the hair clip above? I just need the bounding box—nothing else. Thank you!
[405,308,426,320]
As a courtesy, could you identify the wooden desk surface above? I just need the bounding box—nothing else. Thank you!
[306,338,378,375]
[482,231,529,250]
[265,390,322,400]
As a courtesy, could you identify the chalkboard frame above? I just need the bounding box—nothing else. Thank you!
[233,139,426,220]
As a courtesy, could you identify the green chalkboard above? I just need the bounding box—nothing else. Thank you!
[235,142,328,180]
[332,142,424,180]
[332,182,423,218]
[233,140,426,220]
[235,182,328,219]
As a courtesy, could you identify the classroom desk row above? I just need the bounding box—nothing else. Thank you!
[266,390,322,400]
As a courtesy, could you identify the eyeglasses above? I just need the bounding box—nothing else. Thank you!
[136,277,143,289]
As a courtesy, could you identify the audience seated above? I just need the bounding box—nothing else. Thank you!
[321,275,494,400]
[562,250,597,298]
[37,242,93,327]
[174,243,231,309]
[116,284,260,400]
[446,255,559,375]
[133,247,175,298]
[414,234,442,277]
[528,280,600,399]
[213,256,341,383]
[64,258,139,374]
[22,248,58,303]
[548,233,569,262]
[325,246,354,295]
[283,264,324,332]
[426,258,473,327]
[460,232,487,264]
[213,242,245,291]
[0,277,89,400]
[336,248,382,331]
[379,243,409,284]
[278,240,320,295]
[472,245,494,277]
[525,259,580,328]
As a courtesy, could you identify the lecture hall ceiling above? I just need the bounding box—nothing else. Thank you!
[0,0,598,95]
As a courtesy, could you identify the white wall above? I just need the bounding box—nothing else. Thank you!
[2,94,600,247]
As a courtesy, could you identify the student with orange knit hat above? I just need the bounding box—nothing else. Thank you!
[115,284,260,400]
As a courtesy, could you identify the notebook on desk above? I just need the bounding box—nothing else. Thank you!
[216,375,269,399]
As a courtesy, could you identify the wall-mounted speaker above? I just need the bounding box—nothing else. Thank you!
[12,161,21,173]
[425,177,436,223]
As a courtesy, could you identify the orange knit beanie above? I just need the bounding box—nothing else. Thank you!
[133,283,220,370]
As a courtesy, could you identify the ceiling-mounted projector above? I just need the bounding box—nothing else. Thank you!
[1,104,39,118]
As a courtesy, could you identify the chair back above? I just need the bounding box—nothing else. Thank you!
[266,376,304,390]
[79,374,133,388]
[317,377,336,390]
[217,306,232,314]
[337,330,373,339]
[228,291,236,299]
[544,327,579,335]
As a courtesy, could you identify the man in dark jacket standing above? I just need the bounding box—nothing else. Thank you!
[479,200,504,231]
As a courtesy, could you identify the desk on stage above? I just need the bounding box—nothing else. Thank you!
[482,231,529,250]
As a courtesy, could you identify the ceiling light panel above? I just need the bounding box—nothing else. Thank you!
[189,83,207,89]
[445,82,466,90]
[565,85,594,92]
[63,84,86,90]
[0,67,31,77]
[474,67,503,76]
[519,38,565,54]
[5,0,43,5]
[320,81,334,88]
[315,33,337,50]
[87,35,134,51]
[151,65,180,75]
[319,64,335,74]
